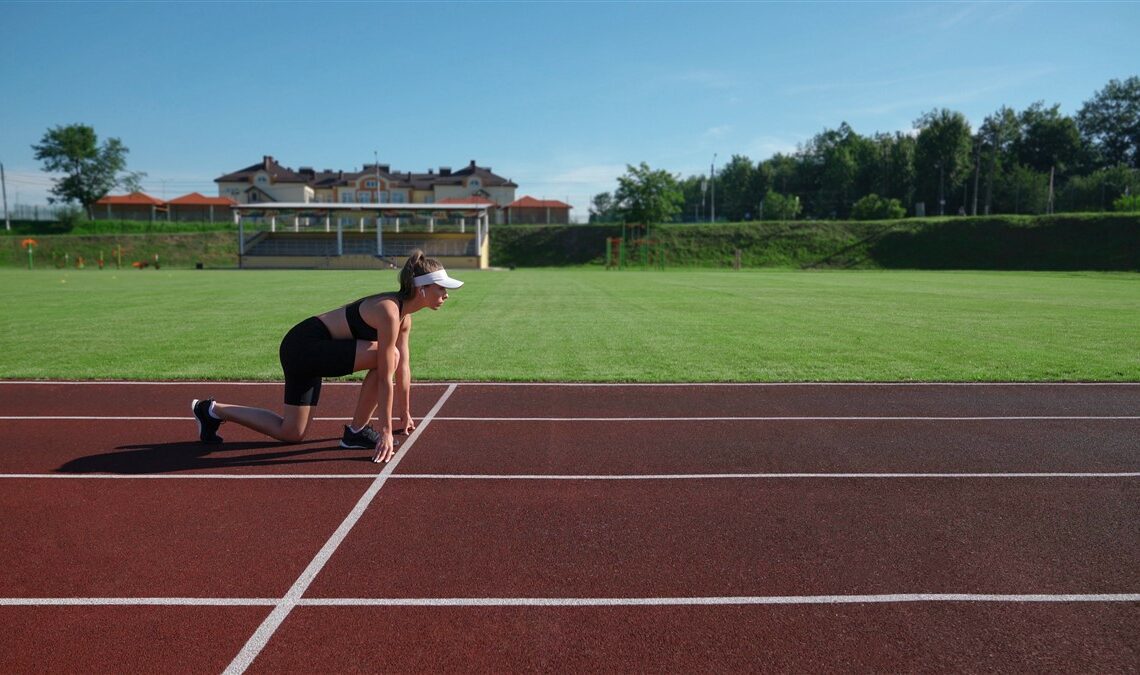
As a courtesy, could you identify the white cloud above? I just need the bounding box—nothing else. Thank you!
[703,125,733,139]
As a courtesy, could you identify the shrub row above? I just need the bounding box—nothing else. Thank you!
[4,214,1136,271]
[492,214,1139,270]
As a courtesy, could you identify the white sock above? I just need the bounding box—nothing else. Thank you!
[349,424,364,433]
[207,401,221,420]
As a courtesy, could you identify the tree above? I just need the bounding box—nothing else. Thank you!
[1076,76,1140,169]
[715,155,761,221]
[1013,102,1082,176]
[979,106,1020,215]
[914,109,973,215]
[614,162,684,225]
[677,175,706,223]
[760,190,801,220]
[589,192,619,223]
[851,193,905,220]
[32,124,144,217]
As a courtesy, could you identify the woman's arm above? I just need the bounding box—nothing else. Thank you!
[371,305,402,463]
[394,316,415,435]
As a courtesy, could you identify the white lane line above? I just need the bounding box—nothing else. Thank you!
[3,415,1136,421]
[2,593,1137,607]
[392,473,1140,480]
[0,597,277,606]
[3,381,1135,387]
[434,416,1140,422]
[300,593,1140,606]
[222,383,458,675]
[0,474,379,479]
[5,472,1137,480]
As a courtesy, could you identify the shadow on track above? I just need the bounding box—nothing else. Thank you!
[56,439,375,474]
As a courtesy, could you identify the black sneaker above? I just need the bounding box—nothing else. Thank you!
[192,398,223,444]
[340,424,380,449]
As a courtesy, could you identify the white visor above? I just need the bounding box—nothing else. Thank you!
[413,269,464,289]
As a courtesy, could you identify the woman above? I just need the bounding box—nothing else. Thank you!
[191,250,462,463]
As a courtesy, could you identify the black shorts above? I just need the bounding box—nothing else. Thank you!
[278,317,359,406]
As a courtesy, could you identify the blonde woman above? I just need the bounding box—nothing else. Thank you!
[192,250,462,463]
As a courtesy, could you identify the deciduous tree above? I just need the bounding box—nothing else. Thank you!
[32,124,145,218]
[614,162,684,225]
[1077,76,1140,169]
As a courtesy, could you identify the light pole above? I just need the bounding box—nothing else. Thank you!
[937,162,945,216]
[374,150,383,258]
[710,153,717,223]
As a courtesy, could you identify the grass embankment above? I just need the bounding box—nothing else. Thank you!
[493,214,1139,270]
[4,213,1137,270]
[1,268,1135,382]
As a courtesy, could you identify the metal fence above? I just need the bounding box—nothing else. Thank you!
[5,204,71,221]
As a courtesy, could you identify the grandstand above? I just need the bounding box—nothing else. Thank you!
[233,202,492,270]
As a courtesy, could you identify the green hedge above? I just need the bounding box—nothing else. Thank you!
[4,214,1137,270]
[3,232,238,269]
[493,214,1139,270]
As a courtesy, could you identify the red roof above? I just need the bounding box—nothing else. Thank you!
[167,192,237,206]
[436,196,497,205]
[505,196,572,209]
[94,191,164,206]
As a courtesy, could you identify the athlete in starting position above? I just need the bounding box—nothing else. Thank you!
[191,249,462,463]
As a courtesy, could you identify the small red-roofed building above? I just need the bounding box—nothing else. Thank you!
[503,196,572,224]
[93,192,166,220]
[167,192,237,222]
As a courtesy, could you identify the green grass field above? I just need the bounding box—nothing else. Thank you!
[0,268,1136,382]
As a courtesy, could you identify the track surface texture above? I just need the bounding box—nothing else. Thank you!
[1,381,1137,673]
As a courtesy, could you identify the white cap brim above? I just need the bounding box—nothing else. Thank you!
[413,269,464,288]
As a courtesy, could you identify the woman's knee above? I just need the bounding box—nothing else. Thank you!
[279,406,311,442]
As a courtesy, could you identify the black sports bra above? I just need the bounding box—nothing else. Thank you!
[345,294,402,341]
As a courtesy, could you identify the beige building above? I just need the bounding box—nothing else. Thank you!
[215,156,517,223]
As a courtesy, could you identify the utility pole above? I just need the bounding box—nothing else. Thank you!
[710,153,717,223]
[374,151,383,258]
[1,162,9,231]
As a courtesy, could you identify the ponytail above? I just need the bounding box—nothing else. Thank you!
[398,249,444,299]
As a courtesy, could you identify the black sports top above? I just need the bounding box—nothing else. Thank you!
[345,294,402,341]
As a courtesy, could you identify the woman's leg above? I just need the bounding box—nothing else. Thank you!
[212,401,312,443]
[350,369,380,429]
[348,341,380,429]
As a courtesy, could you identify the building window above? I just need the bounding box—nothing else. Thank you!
[340,191,355,203]
[391,192,406,203]
[257,175,268,185]
[365,180,378,189]
[378,191,390,203]
[468,179,481,189]
[359,193,371,203]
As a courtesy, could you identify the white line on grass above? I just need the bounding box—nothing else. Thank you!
[222,383,458,675]
[2,593,1137,607]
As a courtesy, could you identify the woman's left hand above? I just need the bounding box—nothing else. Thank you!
[401,411,416,436]
[372,430,396,464]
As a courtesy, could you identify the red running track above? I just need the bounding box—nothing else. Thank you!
[0,381,1137,673]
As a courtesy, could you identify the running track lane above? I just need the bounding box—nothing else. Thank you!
[0,382,1137,672]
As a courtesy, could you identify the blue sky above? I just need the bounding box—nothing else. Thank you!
[2,0,1137,220]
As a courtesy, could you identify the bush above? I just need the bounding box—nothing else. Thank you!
[760,190,802,220]
[1114,194,1140,212]
[851,193,906,220]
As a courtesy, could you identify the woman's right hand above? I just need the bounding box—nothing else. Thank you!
[373,430,396,464]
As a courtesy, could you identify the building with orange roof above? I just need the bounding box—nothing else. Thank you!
[215,156,518,224]
[167,192,237,222]
[93,191,166,221]
[503,196,573,224]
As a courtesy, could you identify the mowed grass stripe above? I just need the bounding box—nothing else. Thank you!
[0,268,1135,381]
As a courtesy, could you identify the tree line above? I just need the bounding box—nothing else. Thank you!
[591,76,1140,224]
